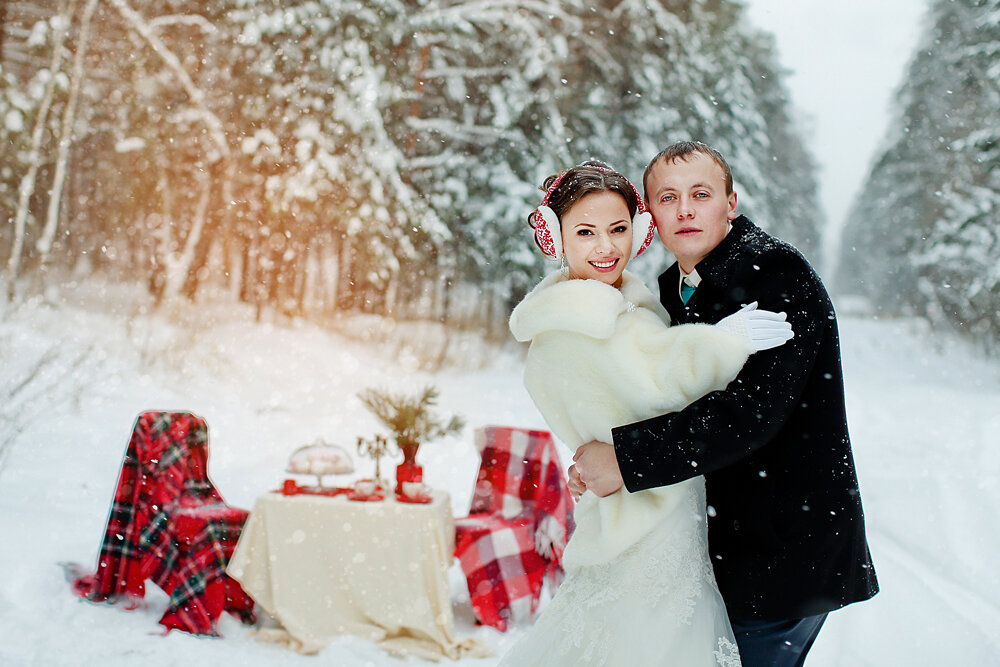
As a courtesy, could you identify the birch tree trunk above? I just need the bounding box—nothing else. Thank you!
[147,168,174,303]
[6,0,77,300]
[325,247,340,315]
[336,234,354,311]
[109,0,236,307]
[35,0,99,266]
[159,168,211,303]
[384,272,398,319]
[181,162,233,301]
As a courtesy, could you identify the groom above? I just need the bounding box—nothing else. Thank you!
[570,141,878,665]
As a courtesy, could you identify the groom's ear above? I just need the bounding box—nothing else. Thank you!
[726,192,738,221]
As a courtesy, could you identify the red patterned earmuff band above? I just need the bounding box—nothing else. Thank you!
[533,170,571,259]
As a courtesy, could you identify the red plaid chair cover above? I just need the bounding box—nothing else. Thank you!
[453,426,574,631]
[72,411,256,635]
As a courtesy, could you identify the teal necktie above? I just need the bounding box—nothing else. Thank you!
[681,280,696,305]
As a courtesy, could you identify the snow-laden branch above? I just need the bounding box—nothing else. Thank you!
[149,14,218,34]
[404,153,477,170]
[108,0,229,161]
[335,38,451,242]
[406,117,525,143]
[421,65,510,80]
[410,0,577,30]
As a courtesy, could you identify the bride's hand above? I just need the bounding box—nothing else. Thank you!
[567,463,586,501]
[573,440,624,497]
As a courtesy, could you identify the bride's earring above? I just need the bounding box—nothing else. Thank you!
[559,254,568,274]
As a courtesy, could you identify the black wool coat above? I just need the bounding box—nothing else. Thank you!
[612,215,878,622]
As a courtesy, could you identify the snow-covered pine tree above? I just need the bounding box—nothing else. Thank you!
[228,0,450,317]
[381,0,582,324]
[838,0,1000,345]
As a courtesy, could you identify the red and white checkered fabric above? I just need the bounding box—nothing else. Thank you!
[454,426,574,631]
[71,411,255,635]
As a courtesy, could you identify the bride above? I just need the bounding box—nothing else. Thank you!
[500,162,792,666]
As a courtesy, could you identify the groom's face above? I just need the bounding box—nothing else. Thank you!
[645,152,737,274]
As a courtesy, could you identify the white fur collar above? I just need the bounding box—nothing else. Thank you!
[509,270,669,342]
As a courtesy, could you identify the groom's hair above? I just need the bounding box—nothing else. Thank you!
[642,141,734,199]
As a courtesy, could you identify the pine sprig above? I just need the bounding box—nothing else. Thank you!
[357,385,464,449]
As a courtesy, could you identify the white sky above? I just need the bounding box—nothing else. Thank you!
[741,0,929,271]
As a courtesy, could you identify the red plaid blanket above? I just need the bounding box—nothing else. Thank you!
[72,411,255,635]
[454,426,574,631]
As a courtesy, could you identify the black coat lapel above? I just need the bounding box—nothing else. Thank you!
[658,263,687,324]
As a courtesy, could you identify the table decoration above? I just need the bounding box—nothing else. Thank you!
[395,493,433,504]
[396,481,432,503]
[279,479,352,497]
[347,491,386,502]
[356,433,391,481]
[357,385,464,493]
[286,440,354,488]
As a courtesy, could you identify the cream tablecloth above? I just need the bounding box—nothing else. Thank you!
[227,490,489,659]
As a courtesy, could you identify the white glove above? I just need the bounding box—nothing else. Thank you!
[715,302,793,352]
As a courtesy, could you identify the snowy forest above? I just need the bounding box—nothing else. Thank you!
[838,0,1000,348]
[0,0,822,336]
[1,0,997,346]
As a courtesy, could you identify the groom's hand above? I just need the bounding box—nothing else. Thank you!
[573,440,624,497]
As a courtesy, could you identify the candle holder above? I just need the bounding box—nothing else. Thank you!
[356,433,391,481]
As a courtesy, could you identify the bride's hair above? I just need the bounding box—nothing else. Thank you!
[527,160,640,252]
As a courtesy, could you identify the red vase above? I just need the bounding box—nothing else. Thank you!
[396,445,423,494]
[400,444,418,465]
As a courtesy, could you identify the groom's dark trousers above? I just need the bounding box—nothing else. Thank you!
[732,613,827,667]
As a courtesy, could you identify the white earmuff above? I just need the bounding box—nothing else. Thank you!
[631,211,653,259]
[536,205,563,259]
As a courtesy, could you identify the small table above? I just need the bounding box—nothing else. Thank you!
[227,489,487,659]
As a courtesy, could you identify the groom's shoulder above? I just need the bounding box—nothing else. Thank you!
[733,217,813,276]
[735,216,795,257]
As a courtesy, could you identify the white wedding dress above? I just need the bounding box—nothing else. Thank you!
[502,271,746,666]
[499,477,740,666]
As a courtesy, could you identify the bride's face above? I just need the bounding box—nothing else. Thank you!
[561,191,633,289]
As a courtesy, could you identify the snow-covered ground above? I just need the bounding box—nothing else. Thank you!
[1,277,998,666]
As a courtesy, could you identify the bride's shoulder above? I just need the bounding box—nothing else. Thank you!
[619,272,671,326]
[510,273,628,341]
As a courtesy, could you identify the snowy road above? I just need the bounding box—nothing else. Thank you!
[811,316,1000,665]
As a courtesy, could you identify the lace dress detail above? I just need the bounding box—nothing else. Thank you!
[499,477,741,666]
[715,637,742,667]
